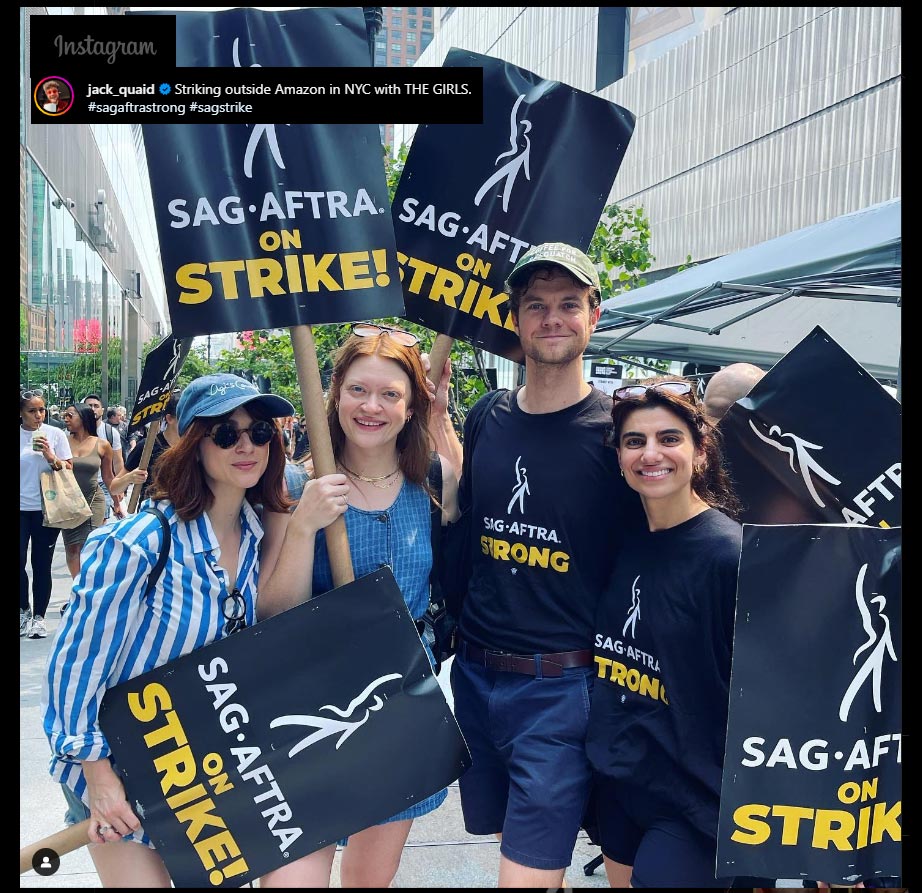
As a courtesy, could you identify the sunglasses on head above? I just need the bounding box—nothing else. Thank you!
[351,323,419,348]
[21,389,44,400]
[206,419,276,449]
[614,381,693,401]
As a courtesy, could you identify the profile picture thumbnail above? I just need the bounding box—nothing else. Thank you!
[35,77,74,116]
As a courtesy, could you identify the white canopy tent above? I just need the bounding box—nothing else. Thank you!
[588,198,901,383]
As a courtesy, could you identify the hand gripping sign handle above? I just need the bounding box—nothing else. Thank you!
[128,424,159,514]
[20,818,90,873]
[290,324,355,588]
[426,333,454,387]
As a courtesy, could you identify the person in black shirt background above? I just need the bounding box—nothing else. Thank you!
[110,393,182,507]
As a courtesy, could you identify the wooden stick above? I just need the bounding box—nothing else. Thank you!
[127,423,159,514]
[20,819,91,874]
[426,333,454,386]
[290,325,354,588]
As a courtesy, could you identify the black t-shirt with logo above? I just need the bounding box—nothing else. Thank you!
[586,508,742,839]
[459,386,644,654]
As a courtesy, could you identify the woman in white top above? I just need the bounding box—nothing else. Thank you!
[20,388,72,639]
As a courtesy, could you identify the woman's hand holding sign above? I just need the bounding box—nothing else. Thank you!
[82,758,142,843]
[293,474,350,536]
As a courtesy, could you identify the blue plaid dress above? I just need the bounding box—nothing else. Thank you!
[311,477,448,826]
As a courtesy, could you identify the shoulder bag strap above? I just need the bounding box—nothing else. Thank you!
[428,452,443,593]
[141,506,171,598]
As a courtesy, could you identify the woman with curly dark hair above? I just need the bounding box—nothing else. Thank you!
[585,376,765,889]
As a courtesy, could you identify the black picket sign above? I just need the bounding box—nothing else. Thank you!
[99,568,470,888]
[394,49,635,362]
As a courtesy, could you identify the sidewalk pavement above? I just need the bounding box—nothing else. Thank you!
[20,538,611,888]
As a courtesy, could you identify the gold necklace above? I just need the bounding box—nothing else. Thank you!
[339,462,401,490]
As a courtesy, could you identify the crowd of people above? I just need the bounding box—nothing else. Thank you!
[22,243,898,889]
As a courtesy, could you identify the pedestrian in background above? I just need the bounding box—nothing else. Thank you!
[83,395,125,519]
[20,388,72,639]
[46,404,67,430]
[110,392,182,506]
[42,373,293,888]
[61,402,117,579]
[702,363,766,423]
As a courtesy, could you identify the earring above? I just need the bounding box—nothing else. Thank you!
[619,468,624,478]
[406,415,412,423]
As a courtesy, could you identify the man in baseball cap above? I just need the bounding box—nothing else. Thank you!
[505,241,601,292]
[427,240,645,889]
[177,374,294,435]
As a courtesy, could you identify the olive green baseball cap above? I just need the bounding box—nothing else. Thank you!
[505,242,601,292]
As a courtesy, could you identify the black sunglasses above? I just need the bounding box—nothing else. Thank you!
[222,588,248,636]
[614,381,693,401]
[206,419,276,449]
[351,323,420,347]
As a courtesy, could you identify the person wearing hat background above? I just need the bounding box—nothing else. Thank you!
[42,373,295,887]
[427,243,645,888]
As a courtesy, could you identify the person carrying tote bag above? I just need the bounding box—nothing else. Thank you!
[40,464,92,530]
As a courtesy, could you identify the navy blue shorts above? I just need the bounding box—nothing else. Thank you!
[450,653,594,871]
[593,775,750,889]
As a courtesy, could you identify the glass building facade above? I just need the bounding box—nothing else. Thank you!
[20,7,167,405]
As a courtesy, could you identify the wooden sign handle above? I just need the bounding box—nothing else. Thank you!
[20,819,90,874]
[290,325,354,588]
[127,423,159,514]
[426,333,454,386]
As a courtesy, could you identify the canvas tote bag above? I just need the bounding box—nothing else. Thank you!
[41,466,93,529]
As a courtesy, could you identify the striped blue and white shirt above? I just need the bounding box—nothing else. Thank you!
[41,498,263,847]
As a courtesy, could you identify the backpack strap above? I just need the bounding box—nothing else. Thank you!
[141,506,171,598]
[457,388,507,513]
[104,422,115,447]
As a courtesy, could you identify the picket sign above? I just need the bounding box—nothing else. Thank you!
[290,324,355,586]
[127,424,159,515]
[427,333,454,387]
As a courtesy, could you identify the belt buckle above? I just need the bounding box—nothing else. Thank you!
[492,652,515,673]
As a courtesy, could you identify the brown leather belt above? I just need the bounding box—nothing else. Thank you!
[459,640,593,678]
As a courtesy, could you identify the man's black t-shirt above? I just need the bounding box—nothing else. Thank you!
[458,386,644,655]
[586,508,742,838]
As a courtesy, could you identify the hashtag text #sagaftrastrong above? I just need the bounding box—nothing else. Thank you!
[53,34,157,65]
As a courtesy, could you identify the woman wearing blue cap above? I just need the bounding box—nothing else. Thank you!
[42,373,296,888]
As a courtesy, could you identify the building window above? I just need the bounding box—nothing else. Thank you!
[391,56,401,66]
[391,15,402,26]
[407,6,417,12]
[422,19,432,31]
[406,31,416,43]
[406,45,416,55]
[391,29,402,39]
[391,42,402,52]
[422,7,433,17]
[421,32,432,48]
[408,18,417,29]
